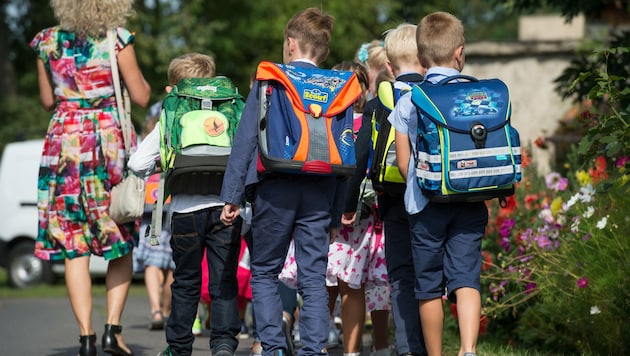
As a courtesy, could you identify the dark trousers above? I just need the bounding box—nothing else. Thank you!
[166,206,242,356]
[244,230,298,341]
[251,176,336,356]
[380,194,427,356]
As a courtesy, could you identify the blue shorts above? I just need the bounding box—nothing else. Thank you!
[408,201,488,302]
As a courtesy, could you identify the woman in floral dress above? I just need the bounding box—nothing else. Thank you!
[30,0,150,355]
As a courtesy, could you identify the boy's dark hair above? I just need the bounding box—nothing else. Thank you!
[284,7,334,64]
[332,61,369,113]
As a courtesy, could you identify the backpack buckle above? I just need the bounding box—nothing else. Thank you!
[470,122,487,149]
[308,103,322,118]
[201,98,213,110]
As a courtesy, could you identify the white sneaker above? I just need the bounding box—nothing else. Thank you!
[326,318,340,349]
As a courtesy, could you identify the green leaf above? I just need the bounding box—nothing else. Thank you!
[578,136,592,154]
[599,135,618,144]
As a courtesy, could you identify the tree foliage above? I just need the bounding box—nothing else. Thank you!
[1,0,520,153]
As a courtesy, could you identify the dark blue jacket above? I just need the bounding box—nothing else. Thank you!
[221,61,337,207]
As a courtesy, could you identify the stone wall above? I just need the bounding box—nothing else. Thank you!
[460,15,586,173]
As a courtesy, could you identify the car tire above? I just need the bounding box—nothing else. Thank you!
[7,241,54,288]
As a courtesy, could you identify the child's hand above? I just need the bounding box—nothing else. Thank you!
[220,203,240,226]
[341,212,356,226]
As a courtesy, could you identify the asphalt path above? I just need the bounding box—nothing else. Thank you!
[0,294,367,356]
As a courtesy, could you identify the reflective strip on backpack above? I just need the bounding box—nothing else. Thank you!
[415,168,442,181]
[416,164,522,182]
[416,151,442,163]
[448,146,519,160]
[449,165,519,180]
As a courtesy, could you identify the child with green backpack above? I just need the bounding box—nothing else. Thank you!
[128,52,246,356]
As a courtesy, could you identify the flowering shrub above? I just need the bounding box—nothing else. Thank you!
[481,150,629,354]
[480,43,630,354]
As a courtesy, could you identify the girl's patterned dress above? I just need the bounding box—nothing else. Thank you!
[30,26,138,261]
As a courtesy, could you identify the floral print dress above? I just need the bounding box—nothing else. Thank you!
[30,26,138,261]
[279,180,392,312]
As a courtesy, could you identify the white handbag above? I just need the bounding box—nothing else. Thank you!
[107,30,145,224]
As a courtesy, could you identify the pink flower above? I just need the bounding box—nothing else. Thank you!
[616,156,629,168]
[545,172,569,191]
[577,277,589,289]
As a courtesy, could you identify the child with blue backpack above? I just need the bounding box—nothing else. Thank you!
[128,52,243,356]
[345,23,429,356]
[388,12,489,356]
[220,7,360,356]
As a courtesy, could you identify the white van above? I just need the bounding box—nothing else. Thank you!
[0,140,109,288]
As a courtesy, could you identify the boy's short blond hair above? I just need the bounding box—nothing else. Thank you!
[167,53,216,85]
[416,12,464,68]
[384,23,420,72]
[284,7,334,65]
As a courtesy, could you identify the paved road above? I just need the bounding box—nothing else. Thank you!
[0,294,371,356]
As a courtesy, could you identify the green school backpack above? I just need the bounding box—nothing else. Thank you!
[159,76,245,196]
[148,76,245,246]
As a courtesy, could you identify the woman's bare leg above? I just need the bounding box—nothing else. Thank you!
[65,256,94,335]
[105,253,133,352]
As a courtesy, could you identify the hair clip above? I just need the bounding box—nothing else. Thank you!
[357,43,370,64]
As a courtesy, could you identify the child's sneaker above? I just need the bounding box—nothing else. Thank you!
[157,346,174,356]
[239,319,250,339]
[250,339,263,356]
[192,317,202,336]
[326,317,340,349]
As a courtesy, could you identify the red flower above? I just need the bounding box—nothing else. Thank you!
[481,250,493,271]
[521,148,531,169]
[589,156,608,183]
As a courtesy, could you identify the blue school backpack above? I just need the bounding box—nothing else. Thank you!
[410,74,521,204]
[256,61,362,176]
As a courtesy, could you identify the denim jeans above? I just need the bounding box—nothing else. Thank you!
[251,176,335,356]
[166,206,242,356]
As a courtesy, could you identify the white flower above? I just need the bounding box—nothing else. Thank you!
[567,193,580,209]
[590,306,601,315]
[596,216,608,229]
[556,214,566,226]
[570,217,580,233]
[583,206,595,219]
[579,184,595,203]
[539,209,554,224]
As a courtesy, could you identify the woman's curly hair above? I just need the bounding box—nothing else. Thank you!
[51,0,135,38]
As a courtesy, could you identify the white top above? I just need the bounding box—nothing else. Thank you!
[128,125,223,215]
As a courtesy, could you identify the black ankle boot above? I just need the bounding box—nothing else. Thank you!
[78,334,97,356]
[102,324,134,356]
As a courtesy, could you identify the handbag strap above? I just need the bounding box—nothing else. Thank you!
[107,30,133,157]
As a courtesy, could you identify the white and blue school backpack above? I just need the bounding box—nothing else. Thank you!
[410,74,521,204]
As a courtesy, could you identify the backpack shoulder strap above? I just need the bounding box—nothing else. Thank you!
[376,81,395,112]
